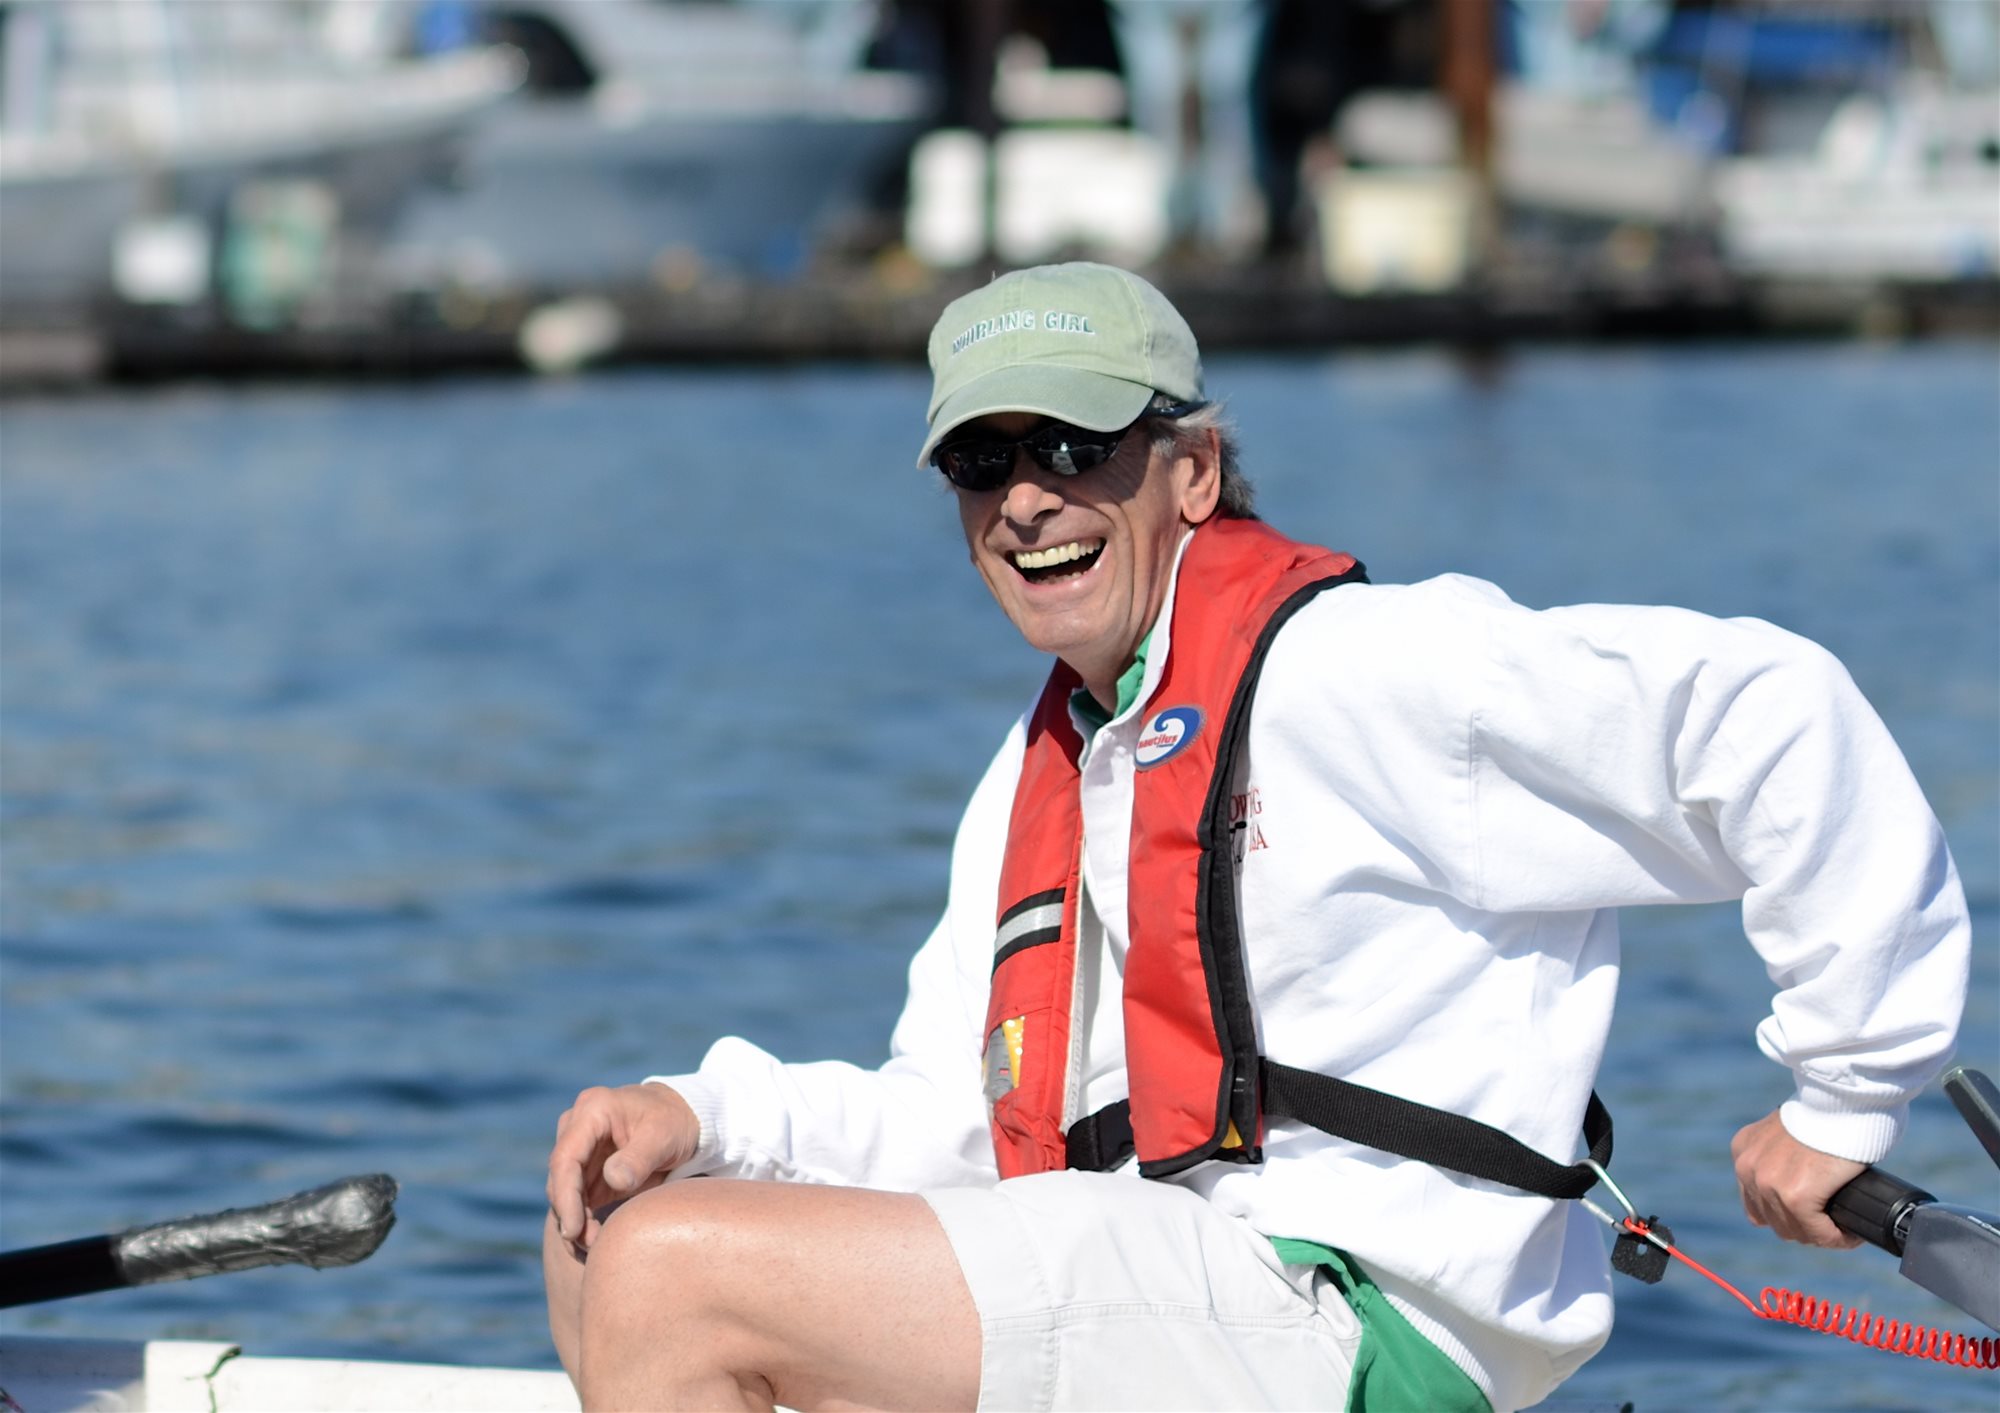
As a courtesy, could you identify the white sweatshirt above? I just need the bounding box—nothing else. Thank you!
[653,539,1969,1412]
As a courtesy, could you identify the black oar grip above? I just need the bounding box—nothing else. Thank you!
[1826,1165,1933,1255]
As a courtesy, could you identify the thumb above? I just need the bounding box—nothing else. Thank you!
[601,1133,671,1193]
[599,1086,697,1196]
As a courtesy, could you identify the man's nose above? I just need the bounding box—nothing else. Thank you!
[999,457,1064,523]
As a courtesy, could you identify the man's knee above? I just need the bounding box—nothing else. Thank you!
[575,1184,780,1400]
[543,1208,581,1283]
[578,1184,751,1339]
[543,1212,587,1379]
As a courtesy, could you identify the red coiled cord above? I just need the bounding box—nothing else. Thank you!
[1758,1286,1999,1369]
[1618,1217,2000,1371]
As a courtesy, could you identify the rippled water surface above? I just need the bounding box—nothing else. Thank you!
[3,345,1996,1411]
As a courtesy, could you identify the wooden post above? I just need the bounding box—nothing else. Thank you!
[963,0,1009,265]
[1439,0,1498,274]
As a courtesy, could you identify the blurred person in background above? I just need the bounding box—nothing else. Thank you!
[1108,0,1270,259]
[542,263,1967,1412]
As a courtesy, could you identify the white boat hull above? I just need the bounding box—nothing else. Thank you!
[0,1336,577,1413]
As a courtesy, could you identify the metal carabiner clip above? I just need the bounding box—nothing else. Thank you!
[1581,1159,1676,1284]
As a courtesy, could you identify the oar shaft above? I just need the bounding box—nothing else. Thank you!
[0,1236,122,1309]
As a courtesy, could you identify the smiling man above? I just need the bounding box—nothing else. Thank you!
[543,264,1968,1412]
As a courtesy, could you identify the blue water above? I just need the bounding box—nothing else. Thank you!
[3,344,1995,1410]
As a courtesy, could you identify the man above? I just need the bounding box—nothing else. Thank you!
[543,263,1968,1412]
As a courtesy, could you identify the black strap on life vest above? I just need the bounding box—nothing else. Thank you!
[1262,1064,1614,1200]
[1066,1083,1612,1199]
[1063,1099,1135,1173]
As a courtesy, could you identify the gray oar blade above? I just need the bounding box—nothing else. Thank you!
[116,1173,399,1286]
[0,1174,398,1307]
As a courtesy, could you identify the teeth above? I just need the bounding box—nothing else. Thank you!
[1013,540,1102,570]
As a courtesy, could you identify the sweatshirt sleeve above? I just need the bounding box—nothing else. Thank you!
[1288,575,1968,1164]
[640,719,1026,1191]
[1436,577,1968,1163]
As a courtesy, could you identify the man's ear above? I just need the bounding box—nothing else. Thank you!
[1177,426,1223,525]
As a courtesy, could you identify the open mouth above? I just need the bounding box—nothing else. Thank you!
[1013,539,1105,584]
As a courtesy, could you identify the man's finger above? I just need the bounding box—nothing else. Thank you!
[1733,1109,1870,1251]
[599,1129,677,1197]
[547,1111,615,1241]
[1790,1205,1864,1250]
[547,1150,586,1243]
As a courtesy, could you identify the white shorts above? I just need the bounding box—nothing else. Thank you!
[923,1171,1361,1412]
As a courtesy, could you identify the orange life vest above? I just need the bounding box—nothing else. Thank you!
[981,516,1615,1192]
[982,517,1364,1179]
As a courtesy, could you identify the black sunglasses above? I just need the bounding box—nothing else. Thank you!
[931,400,1201,493]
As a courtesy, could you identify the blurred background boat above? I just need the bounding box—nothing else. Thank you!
[1499,0,2000,280]
[1715,79,2000,280]
[0,0,522,318]
[373,0,932,293]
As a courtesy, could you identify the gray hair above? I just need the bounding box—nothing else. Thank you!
[1144,398,1257,520]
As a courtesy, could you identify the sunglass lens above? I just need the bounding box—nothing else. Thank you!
[1055,439,1116,474]
[933,423,1127,489]
[935,442,1009,492]
[1026,425,1121,476]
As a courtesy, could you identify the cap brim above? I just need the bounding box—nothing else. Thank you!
[915,364,1155,468]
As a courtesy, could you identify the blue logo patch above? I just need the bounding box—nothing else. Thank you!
[1135,706,1203,768]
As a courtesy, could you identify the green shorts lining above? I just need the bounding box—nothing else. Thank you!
[1269,1237,1492,1413]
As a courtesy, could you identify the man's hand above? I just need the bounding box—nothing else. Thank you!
[546,1083,700,1253]
[1730,1109,1867,1249]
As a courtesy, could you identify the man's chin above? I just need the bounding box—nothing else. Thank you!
[985,572,1123,663]
[1011,618,1122,684]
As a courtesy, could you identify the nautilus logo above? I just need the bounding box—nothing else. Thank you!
[1135,706,1203,768]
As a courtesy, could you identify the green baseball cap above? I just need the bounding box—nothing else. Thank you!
[916,262,1204,468]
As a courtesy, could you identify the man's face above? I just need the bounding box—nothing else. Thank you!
[950,412,1220,704]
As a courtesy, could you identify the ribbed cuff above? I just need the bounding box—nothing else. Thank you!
[1779,1084,1906,1165]
[1366,1270,1503,1413]
[642,1073,727,1176]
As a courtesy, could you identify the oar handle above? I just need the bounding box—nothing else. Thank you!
[1825,1068,1999,1258]
[0,1173,398,1309]
[1826,1165,1933,1255]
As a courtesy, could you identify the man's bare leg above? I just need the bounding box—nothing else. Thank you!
[545,1177,981,1412]
[544,1211,588,1383]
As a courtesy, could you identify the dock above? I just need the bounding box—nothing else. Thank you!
[4,263,1995,394]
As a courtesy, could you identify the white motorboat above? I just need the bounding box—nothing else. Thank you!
[0,0,522,313]
[374,0,933,291]
[1713,81,2000,280]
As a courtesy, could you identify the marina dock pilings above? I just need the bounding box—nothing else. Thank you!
[2,266,1995,392]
